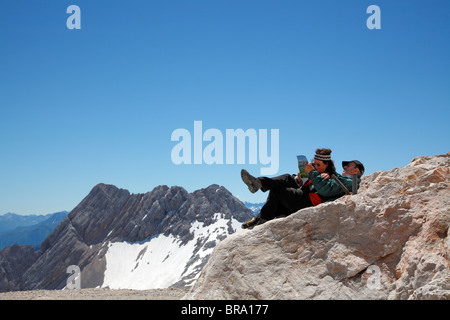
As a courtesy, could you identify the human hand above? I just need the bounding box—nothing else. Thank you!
[296,174,304,186]
[320,173,330,180]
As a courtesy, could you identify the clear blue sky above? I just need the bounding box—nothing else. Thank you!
[1,0,449,214]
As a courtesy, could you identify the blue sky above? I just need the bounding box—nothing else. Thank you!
[1,0,449,214]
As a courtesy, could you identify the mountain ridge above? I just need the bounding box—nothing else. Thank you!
[0,211,68,232]
[0,183,252,292]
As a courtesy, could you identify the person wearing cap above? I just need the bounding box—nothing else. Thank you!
[307,159,364,202]
[342,160,365,178]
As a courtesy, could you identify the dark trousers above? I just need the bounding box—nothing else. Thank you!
[259,174,313,221]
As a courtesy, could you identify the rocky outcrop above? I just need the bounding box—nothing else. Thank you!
[184,153,450,300]
[0,244,38,292]
[5,183,251,292]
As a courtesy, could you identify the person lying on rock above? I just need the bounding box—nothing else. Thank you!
[310,159,364,201]
[241,148,364,229]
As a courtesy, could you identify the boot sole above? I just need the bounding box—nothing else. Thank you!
[241,169,260,193]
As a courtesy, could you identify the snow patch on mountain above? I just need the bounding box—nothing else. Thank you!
[101,213,244,289]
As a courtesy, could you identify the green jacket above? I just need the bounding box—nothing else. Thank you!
[309,170,359,202]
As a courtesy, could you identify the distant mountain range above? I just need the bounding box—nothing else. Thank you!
[0,212,68,250]
[243,201,265,215]
[0,201,264,251]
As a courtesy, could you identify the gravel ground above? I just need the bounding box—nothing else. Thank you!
[0,288,189,300]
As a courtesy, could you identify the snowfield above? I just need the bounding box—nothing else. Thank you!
[101,213,243,289]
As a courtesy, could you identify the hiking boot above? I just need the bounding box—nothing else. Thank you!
[241,169,262,193]
[242,216,260,229]
[241,216,267,229]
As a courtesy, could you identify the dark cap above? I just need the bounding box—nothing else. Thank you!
[342,160,365,176]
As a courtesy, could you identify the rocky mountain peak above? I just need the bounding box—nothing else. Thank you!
[1,183,251,292]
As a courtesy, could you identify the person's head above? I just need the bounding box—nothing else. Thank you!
[342,160,365,177]
[313,148,336,175]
